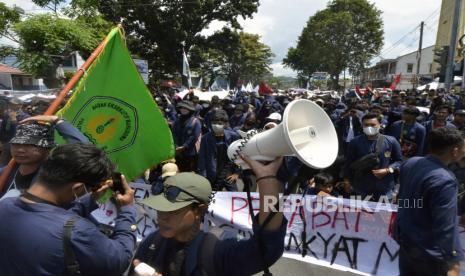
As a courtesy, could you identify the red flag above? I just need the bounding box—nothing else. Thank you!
[258,81,273,95]
[355,85,363,95]
[390,74,401,90]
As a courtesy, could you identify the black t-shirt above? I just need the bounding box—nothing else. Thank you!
[215,136,232,181]
[14,169,39,190]
[162,239,187,276]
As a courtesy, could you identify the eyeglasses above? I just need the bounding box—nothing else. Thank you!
[153,184,204,203]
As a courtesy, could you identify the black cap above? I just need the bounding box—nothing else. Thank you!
[212,109,229,122]
[176,100,196,111]
[403,106,420,117]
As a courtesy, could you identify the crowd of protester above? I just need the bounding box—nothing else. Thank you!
[0,84,465,275]
[151,86,465,204]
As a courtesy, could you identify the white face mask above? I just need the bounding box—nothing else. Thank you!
[212,124,224,135]
[363,126,380,136]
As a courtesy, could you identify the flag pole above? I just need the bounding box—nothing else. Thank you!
[0,29,112,193]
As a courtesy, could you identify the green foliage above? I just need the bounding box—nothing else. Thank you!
[0,2,23,44]
[0,0,111,87]
[190,28,274,87]
[13,14,105,84]
[97,0,260,82]
[284,0,383,88]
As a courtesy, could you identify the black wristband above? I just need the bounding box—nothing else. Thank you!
[256,175,277,183]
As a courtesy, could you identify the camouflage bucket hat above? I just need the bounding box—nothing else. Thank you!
[10,123,56,148]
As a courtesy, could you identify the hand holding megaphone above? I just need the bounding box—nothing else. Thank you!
[227,99,339,170]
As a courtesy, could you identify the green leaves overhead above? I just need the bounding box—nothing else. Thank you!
[284,0,383,88]
[97,0,261,83]
[13,14,104,81]
[190,28,274,87]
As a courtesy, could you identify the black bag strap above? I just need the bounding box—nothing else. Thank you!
[198,232,220,276]
[244,174,277,276]
[375,135,385,155]
[63,218,81,276]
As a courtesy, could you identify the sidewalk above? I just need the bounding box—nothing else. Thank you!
[254,257,363,276]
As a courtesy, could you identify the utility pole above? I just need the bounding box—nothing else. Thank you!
[445,0,462,91]
[415,21,424,89]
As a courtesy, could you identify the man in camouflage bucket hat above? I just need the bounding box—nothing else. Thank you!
[0,115,89,199]
[10,123,56,149]
[132,155,287,276]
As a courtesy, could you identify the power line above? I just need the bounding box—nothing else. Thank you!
[372,4,442,63]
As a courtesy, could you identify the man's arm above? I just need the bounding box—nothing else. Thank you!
[388,138,403,169]
[429,178,464,262]
[197,137,207,177]
[19,115,89,144]
[212,155,287,275]
[416,125,426,156]
[241,154,283,230]
[72,205,137,275]
[182,119,201,150]
[55,120,89,144]
[71,176,137,275]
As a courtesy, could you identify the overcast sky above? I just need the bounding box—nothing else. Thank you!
[238,0,443,76]
[3,0,445,76]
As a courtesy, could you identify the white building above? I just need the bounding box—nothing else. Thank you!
[362,45,435,90]
[0,64,43,92]
[393,45,435,90]
[62,51,86,73]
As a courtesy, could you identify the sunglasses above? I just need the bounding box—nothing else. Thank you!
[153,184,204,203]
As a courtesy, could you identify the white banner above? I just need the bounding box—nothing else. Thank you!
[91,183,465,276]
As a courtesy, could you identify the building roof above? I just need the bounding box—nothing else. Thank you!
[395,45,435,60]
[0,63,25,75]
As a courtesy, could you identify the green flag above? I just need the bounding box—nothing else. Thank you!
[57,27,174,180]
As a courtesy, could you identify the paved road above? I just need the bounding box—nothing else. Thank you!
[254,258,361,276]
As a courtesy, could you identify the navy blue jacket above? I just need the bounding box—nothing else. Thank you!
[396,156,464,262]
[162,103,177,124]
[387,120,426,156]
[422,120,457,154]
[173,116,202,157]
[229,114,246,129]
[337,116,362,143]
[0,194,137,275]
[133,215,287,276]
[198,130,240,183]
[203,107,221,131]
[343,134,402,195]
[423,120,457,133]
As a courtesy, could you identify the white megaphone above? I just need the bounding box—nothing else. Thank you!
[227,99,338,169]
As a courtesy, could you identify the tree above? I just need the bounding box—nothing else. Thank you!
[0,3,23,58]
[284,0,383,89]
[0,1,111,88]
[13,14,106,87]
[97,0,260,84]
[190,28,274,88]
